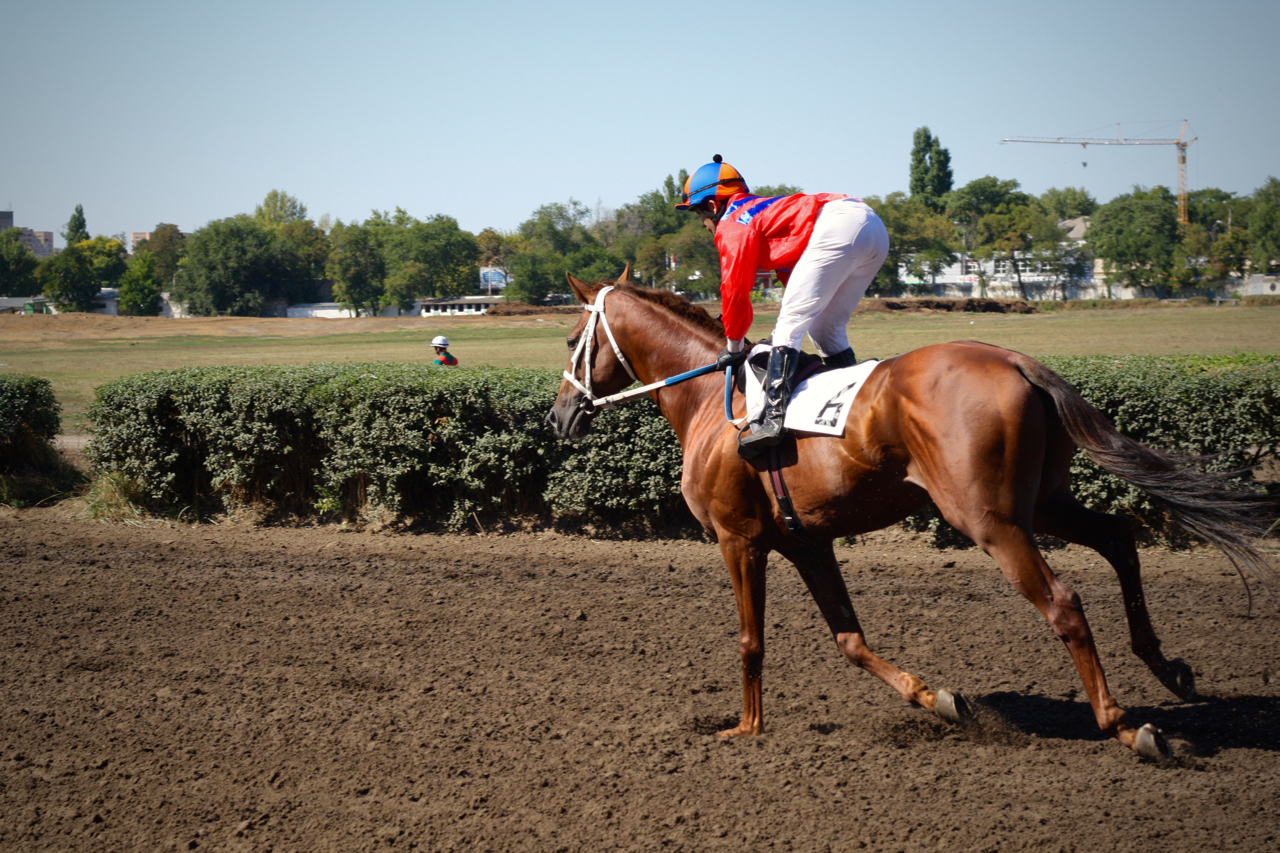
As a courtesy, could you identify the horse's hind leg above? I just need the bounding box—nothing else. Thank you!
[781,543,969,722]
[1035,494,1196,700]
[955,517,1167,757]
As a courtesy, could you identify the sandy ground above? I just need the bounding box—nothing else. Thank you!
[2,504,1278,852]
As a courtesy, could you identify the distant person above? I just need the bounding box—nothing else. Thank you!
[431,335,457,366]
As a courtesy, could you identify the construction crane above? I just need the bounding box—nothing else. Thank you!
[1001,121,1198,225]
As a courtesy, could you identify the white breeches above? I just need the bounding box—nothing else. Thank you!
[771,199,889,355]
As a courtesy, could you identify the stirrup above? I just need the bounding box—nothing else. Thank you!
[737,419,786,459]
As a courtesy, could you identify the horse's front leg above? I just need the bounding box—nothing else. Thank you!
[781,543,969,722]
[716,532,770,737]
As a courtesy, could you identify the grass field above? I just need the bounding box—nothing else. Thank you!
[3,304,1278,432]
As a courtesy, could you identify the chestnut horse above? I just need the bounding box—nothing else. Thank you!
[546,269,1274,761]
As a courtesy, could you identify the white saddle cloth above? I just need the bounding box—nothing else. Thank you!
[743,344,880,437]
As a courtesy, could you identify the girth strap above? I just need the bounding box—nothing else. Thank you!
[766,445,815,545]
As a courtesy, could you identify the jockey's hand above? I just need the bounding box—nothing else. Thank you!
[716,346,747,371]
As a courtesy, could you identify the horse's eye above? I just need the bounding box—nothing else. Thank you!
[566,337,579,348]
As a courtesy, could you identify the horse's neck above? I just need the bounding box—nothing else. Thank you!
[617,301,722,443]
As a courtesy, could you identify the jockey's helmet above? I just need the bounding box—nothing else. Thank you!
[675,155,748,211]
[431,336,449,348]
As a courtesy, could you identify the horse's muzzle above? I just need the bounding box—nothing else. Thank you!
[547,393,596,439]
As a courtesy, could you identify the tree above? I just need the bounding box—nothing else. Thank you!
[614,174,687,245]
[76,236,128,292]
[117,251,162,316]
[62,204,89,247]
[909,127,953,210]
[134,223,186,288]
[0,228,39,297]
[1038,187,1097,222]
[976,204,1066,299]
[254,189,308,227]
[662,220,720,294]
[505,248,567,304]
[1088,187,1180,296]
[376,212,479,299]
[945,176,1030,258]
[38,244,98,311]
[326,221,386,316]
[273,218,330,298]
[384,261,429,314]
[1207,225,1251,284]
[519,199,595,255]
[178,216,293,316]
[1186,188,1239,234]
[864,193,956,295]
[752,183,803,198]
[1247,176,1280,273]
[477,227,522,279]
[504,199,625,301]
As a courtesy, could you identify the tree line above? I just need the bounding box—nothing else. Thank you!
[3,130,1278,314]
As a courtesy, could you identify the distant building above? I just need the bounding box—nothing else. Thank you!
[1,212,54,258]
[419,295,503,316]
[286,295,504,319]
[19,229,55,258]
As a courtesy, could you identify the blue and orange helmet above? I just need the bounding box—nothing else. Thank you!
[675,155,748,211]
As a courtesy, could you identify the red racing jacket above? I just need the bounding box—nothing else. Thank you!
[714,191,852,341]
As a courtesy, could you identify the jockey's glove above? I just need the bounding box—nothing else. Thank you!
[716,346,747,371]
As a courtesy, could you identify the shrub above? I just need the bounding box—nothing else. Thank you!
[1043,354,1280,542]
[85,364,687,532]
[84,358,1280,542]
[0,373,81,505]
[1243,294,1280,307]
[0,374,60,455]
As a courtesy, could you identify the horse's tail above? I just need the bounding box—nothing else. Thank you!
[1012,354,1277,588]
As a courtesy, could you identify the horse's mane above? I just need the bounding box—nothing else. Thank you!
[584,281,725,337]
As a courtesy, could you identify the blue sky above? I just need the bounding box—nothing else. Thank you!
[4,0,1277,247]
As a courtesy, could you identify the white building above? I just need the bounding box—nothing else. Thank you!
[285,295,504,319]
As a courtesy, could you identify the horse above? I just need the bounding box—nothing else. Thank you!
[545,268,1275,761]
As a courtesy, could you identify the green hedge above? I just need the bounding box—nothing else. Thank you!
[85,365,691,532]
[0,374,61,471]
[1040,354,1279,541]
[0,373,80,506]
[84,357,1280,538]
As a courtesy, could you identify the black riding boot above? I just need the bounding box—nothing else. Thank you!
[822,347,857,370]
[738,345,801,459]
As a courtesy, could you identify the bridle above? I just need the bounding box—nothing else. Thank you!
[562,286,639,411]
[561,285,733,415]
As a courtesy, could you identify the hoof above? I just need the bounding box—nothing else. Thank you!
[935,689,973,725]
[1135,723,1173,762]
[1160,658,1198,701]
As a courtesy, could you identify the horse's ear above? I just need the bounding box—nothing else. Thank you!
[566,272,591,304]
[615,263,631,284]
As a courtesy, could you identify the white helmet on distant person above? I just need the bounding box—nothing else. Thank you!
[431,336,449,348]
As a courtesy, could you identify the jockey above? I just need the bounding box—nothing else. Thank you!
[676,155,889,458]
[431,335,458,366]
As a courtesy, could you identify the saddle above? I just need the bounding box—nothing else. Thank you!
[743,347,827,389]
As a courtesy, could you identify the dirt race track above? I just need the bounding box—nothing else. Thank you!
[2,506,1278,852]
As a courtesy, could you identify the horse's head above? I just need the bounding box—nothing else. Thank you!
[546,265,638,439]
